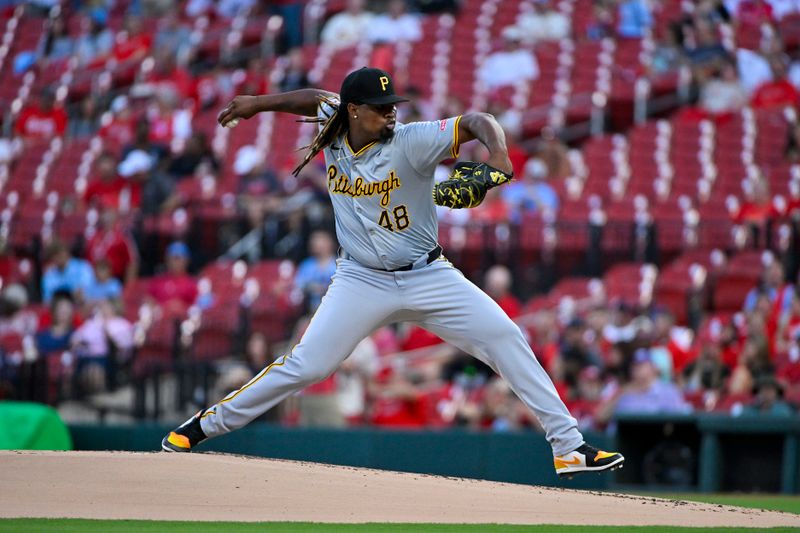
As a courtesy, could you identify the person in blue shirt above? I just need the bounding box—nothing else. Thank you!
[41,241,95,303]
[294,230,338,312]
[617,0,653,38]
[501,157,559,223]
[35,291,76,357]
[83,259,123,304]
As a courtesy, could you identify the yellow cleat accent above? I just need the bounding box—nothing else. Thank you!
[594,450,618,461]
[167,432,191,449]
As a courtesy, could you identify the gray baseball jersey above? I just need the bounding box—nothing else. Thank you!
[320,98,460,270]
[198,97,585,457]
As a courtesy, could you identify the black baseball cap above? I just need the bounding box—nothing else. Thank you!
[340,67,409,106]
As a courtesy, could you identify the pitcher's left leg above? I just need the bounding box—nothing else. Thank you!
[410,262,622,476]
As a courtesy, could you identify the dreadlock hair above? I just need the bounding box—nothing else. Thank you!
[293,94,349,177]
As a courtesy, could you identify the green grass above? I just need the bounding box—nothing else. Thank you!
[0,522,798,533]
[634,493,800,515]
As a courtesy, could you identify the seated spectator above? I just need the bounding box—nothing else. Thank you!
[732,175,779,232]
[366,0,422,44]
[43,16,74,63]
[167,132,219,180]
[148,241,198,314]
[567,365,605,431]
[699,62,748,115]
[84,152,125,208]
[584,1,614,40]
[483,265,521,319]
[14,90,68,140]
[71,298,134,393]
[124,118,169,164]
[612,349,691,415]
[729,334,775,394]
[320,0,374,50]
[113,16,153,64]
[69,98,100,139]
[617,0,653,38]
[294,230,338,312]
[83,259,123,304]
[743,260,790,313]
[115,149,152,212]
[0,284,38,337]
[501,157,559,221]
[75,10,114,67]
[41,241,94,304]
[99,96,137,150]
[146,89,193,148]
[234,145,282,228]
[145,52,196,104]
[558,317,603,389]
[478,27,539,90]
[85,207,139,284]
[117,148,176,215]
[742,375,794,415]
[35,292,76,356]
[515,0,570,44]
[650,34,682,75]
[685,20,730,81]
[368,367,427,428]
[751,56,800,109]
[154,10,191,61]
[681,341,730,394]
[649,310,694,376]
[277,48,311,93]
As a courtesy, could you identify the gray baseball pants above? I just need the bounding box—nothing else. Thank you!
[199,257,584,456]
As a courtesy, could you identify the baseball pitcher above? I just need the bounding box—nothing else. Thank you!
[161,67,624,479]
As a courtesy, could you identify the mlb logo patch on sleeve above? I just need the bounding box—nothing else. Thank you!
[439,120,447,131]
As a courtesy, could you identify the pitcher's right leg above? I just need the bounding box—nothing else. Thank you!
[162,260,398,451]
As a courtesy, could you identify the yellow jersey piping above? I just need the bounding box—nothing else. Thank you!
[451,115,462,158]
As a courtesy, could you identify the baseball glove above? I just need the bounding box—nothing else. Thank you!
[433,162,513,209]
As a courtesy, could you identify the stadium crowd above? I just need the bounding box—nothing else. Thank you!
[0,0,799,432]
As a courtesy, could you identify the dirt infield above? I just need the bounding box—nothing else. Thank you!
[1,451,798,527]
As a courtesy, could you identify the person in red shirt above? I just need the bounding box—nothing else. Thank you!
[751,58,800,109]
[113,15,153,63]
[83,152,127,208]
[368,367,428,428]
[147,52,197,103]
[85,206,139,284]
[483,264,521,319]
[98,96,137,151]
[737,0,775,27]
[148,241,198,315]
[15,91,68,140]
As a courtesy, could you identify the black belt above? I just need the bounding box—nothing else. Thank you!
[389,244,443,272]
[341,244,443,272]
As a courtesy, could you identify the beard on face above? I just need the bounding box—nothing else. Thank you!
[379,127,395,142]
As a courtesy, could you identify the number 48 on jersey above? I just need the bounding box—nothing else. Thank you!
[378,205,410,232]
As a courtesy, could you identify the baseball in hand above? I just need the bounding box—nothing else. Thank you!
[225,118,240,128]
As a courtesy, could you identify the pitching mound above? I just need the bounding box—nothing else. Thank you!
[1,451,797,527]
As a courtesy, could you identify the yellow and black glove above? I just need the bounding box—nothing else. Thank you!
[433,162,513,209]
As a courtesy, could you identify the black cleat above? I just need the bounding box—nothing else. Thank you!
[554,443,624,479]
[161,410,208,452]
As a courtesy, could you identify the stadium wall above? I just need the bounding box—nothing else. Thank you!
[68,424,611,490]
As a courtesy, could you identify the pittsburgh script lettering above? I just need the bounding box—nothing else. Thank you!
[327,166,401,208]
